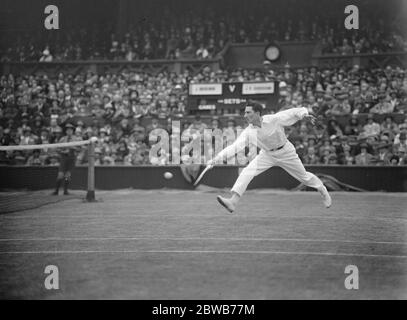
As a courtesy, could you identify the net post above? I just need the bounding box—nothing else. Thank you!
[86,140,95,201]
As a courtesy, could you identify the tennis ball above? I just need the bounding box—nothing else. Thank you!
[164,172,173,179]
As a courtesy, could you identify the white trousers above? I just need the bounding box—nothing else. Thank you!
[231,141,324,196]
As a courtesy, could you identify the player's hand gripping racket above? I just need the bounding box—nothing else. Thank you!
[193,162,214,186]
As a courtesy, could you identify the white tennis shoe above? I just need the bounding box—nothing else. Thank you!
[217,195,236,213]
[319,186,332,208]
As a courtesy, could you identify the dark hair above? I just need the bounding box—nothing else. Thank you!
[246,100,263,115]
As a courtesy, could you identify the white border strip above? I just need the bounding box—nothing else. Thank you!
[0,249,406,258]
[0,236,405,245]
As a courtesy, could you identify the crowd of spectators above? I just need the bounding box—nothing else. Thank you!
[1,63,406,166]
[1,0,406,62]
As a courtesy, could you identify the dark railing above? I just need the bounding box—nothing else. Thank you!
[1,165,406,192]
[1,45,406,75]
[0,58,222,76]
[311,52,407,69]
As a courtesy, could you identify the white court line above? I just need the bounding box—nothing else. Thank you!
[0,236,405,245]
[1,214,406,221]
[0,249,406,259]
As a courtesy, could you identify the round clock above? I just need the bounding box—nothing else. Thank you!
[264,44,281,62]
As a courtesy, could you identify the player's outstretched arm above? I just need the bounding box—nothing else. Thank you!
[276,107,310,127]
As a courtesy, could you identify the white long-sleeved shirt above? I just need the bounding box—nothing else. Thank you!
[215,107,309,161]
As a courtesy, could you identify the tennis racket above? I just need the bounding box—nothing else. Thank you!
[193,165,212,186]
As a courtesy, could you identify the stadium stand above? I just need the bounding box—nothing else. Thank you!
[1,0,406,167]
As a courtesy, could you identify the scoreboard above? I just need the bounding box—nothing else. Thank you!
[187,81,279,114]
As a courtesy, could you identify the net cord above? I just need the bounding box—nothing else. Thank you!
[0,139,92,151]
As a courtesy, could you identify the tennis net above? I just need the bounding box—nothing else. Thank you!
[0,138,97,201]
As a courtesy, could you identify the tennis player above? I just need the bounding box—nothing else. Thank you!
[207,101,332,213]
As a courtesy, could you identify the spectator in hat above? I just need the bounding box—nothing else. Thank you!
[26,149,45,166]
[320,149,333,165]
[336,136,353,160]
[77,99,90,116]
[381,116,398,135]
[326,119,344,138]
[305,135,318,149]
[74,125,84,139]
[33,94,49,116]
[304,146,319,164]
[355,143,373,165]
[146,101,159,117]
[370,95,394,114]
[49,117,62,132]
[131,100,147,118]
[363,114,381,138]
[115,140,129,164]
[20,127,37,145]
[344,115,362,136]
[196,43,209,59]
[157,100,171,119]
[331,96,351,115]
[39,48,53,62]
[319,137,336,155]
[374,142,393,165]
[49,125,62,144]
[210,118,222,131]
[389,155,400,165]
[364,135,379,149]
[394,131,407,152]
[94,147,104,166]
[98,127,109,144]
[188,115,208,135]
[351,102,365,115]
[49,100,61,116]
[132,148,148,165]
[343,146,355,165]
[389,91,400,111]
[132,121,146,142]
[103,102,115,120]
[39,128,50,144]
[396,148,407,165]
[103,149,116,165]
[379,134,391,145]
[32,115,44,136]
[328,153,338,165]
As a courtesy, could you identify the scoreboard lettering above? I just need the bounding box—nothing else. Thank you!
[189,83,222,95]
[242,82,275,95]
[188,81,278,113]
